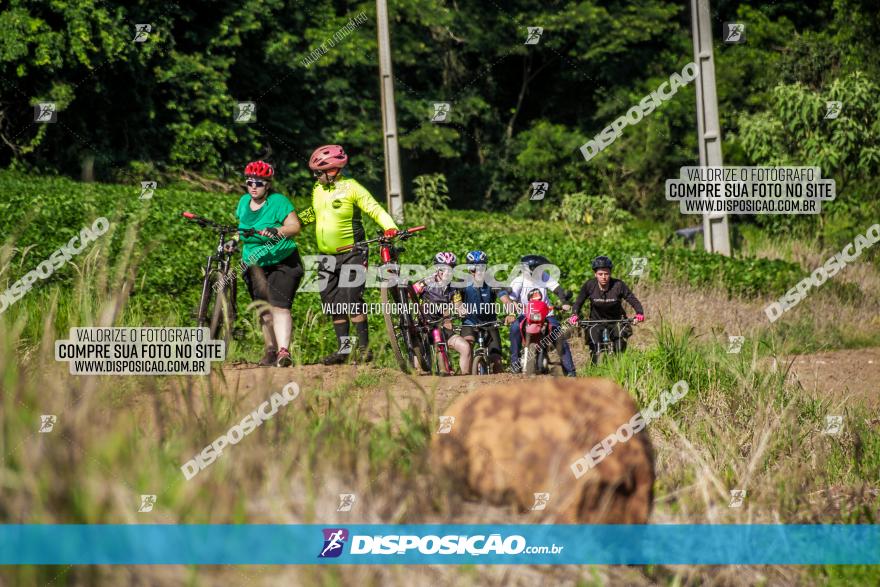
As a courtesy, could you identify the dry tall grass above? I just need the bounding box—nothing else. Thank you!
[2,227,878,586]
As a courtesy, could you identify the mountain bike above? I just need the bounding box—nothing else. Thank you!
[463,320,501,375]
[182,211,258,347]
[423,315,455,376]
[336,226,429,374]
[578,318,635,365]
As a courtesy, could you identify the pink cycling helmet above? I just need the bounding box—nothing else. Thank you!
[433,251,457,266]
[309,144,349,171]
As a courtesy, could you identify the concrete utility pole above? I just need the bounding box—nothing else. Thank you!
[376,0,405,223]
[690,0,731,255]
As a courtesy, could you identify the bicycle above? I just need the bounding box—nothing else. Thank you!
[460,320,502,375]
[182,211,258,348]
[424,315,455,376]
[578,318,635,365]
[336,226,429,374]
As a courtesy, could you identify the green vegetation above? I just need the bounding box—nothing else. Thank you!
[2,0,878,242]
[0,170,824,365]
[0,249,877,585]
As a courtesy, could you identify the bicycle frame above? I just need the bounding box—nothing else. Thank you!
[183,211,258,343]
[337,226,428,373]
[196,227,239,327]
[418,315,451,375]
[579,319,634,357]
[468,321,500,375]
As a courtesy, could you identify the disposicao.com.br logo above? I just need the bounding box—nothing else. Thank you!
[317,528,563,558]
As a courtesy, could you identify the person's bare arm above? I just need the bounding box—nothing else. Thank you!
[259,211,301,239]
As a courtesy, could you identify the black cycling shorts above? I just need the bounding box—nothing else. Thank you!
[460,325,502,357]
[318,248,368,314]
[243,248,304,310]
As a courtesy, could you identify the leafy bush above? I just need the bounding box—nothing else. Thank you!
[407,173,450,225]
[0,171,812,365]
[549,193,634,231]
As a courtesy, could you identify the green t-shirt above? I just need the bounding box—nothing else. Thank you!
[235,193,298,267]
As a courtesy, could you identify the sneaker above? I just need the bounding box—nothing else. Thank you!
[276,348,292,368]
[258,348,278,367]
[565,371,577,378]
[321,352,348,366]
[350,347,373,364]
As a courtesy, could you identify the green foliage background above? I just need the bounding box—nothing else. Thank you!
[1,0,878,240]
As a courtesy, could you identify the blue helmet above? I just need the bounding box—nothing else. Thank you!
[466,250,488,265]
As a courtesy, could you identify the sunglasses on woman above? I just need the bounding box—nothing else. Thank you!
[312,169,342,178]
[246,179,267,187]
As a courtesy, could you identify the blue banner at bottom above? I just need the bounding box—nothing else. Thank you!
[1,525,878,565]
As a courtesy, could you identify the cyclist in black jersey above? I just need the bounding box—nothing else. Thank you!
[569,256,645,362]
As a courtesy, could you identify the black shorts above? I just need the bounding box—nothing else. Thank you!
[318,248,368,315]
[460,325,502,356]
[243,249,304,310]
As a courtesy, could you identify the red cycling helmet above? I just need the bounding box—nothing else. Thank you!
[244,160,274,179]
[309,145,349,171]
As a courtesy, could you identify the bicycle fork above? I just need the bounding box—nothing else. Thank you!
[196,254,216,327]
[432,327,452,375]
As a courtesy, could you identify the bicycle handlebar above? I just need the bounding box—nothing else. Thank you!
[182,211,259,238]
[578,318,636,326]
[470,320,502,329]
[336,225,426,252]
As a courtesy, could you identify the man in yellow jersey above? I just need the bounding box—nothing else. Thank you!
[309,144,398,365]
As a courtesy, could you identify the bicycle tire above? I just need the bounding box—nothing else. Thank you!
[436,342,453,376]
[471,352,489,376]
[209,284,233,349]
[380,284,410,372]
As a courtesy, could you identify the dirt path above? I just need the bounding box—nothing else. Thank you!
[215,346,880,422]
[780,346,880,408]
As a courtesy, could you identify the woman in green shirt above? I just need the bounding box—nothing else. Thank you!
[236,160,303,367]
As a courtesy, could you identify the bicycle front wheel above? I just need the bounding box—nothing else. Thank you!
[209,284,234,349]
[471,352,489,376]
[380,284,410,372]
